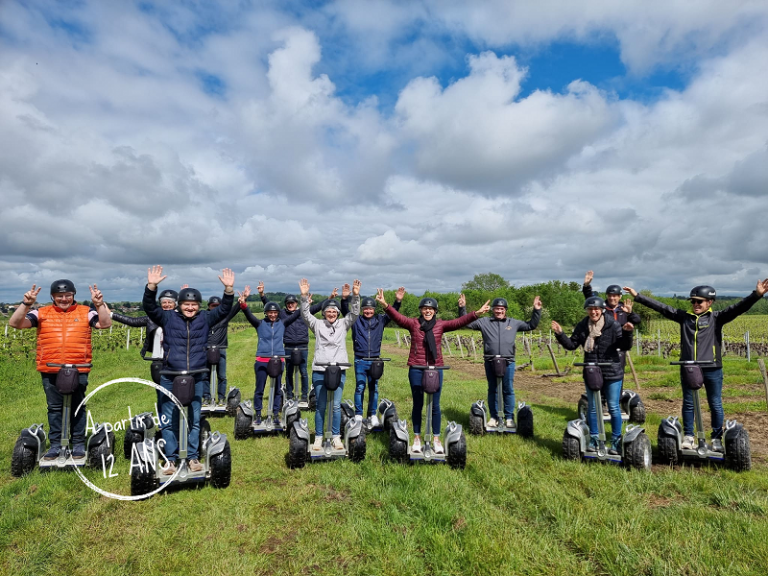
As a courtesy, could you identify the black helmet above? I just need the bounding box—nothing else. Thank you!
[418,297,438,310]
[491,298,508,308]
[158,289,178,302]
[584,296,606,310]
[208,296,222,306]
[322,299,341,312]
[605,285,622,295]
[690,285,716,301]
[284,294,298,305]
[361,297,376,309]
[178,288,203,303]
[51,279,76,295]
[264,301,280,313]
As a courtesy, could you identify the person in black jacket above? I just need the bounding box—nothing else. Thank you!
[624,279,768,451]
[552,296,634,454]
[203,295,242,406]
[110,289,178,359]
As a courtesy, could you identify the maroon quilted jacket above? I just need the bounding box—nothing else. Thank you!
[385,306,478,367]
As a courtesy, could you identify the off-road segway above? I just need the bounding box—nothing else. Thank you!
[282,348,307,435]
[235,355,288,439]
[469,355,533,437]
[130,367,231,496]
[282,346,310,410]
[389,365,467,469]
[123,356,164,459]
[202,345,228,416]
[339,357,399,434]
[657,361,751,471]
[562,362,651,470]
[287,362,366,468]
[12,363,114,477]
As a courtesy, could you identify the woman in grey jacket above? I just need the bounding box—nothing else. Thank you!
[299,278,361,451]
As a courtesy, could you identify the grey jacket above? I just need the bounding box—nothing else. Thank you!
[467,309,541,360]
[301,294,360,371]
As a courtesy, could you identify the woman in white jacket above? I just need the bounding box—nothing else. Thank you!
[299,278,360,451]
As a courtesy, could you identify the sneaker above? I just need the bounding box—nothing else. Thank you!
[216,399,226,407]
[202,397,211,407]
[254,414,263,425]
[300,396,308,404]
[609,437,621,455]
[273,414,281,427]
[587,436,599,452]
[505,418,514,429]
[370,415,380,428]
[487,418,499,428]
[43,446,61,461]
[433,436,444,454]
[412,436,422,453]
[188,459,203,472]
[711,438,724,453]
[355,414,363,422]
[162,461,177,475]
[72,444,86,459]
[682,435,695,450]
[312,436,323,451]
[332,436,344,451]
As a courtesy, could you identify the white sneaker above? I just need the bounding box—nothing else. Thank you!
[505,419,514,428]
[433,436,444,454]
[354,414,363,422]
[332,435,344,450]
[682,435,695,449]
[412,436,422,453]
[370,415,380,428]
[312,436,323,451]
[487,418,499,427]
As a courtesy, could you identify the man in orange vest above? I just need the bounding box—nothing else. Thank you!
[9,279,112,461]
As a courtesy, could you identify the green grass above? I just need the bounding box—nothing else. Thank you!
[2,329,768,576]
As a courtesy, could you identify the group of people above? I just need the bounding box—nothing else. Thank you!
[9,267,768,472]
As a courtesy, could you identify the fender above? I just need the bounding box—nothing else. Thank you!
[566,419,590,452]
[292,419,310,442]
[517,403,532,417]
[445,421,463,448]
[20,424,46,453]
[133,438,155,467]
[205,431,228,458]
[282,399,299,419]
[377,398,396,420]
[622,424,645,444]
[130,412,155,435]
[659,416,682,439]
[227,387,241,402]
[392,419,409,443]
[239,400,255,418]
[87,422,111,450]
[471,400,487,420]
[340,400,355,420]
[723,419,744,440]
[344,417,363,444]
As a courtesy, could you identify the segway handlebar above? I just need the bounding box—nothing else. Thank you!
[573,362,613,367]
[670,360,715,365]
[314,362,352,368]
[411,365,451,370]
[206,345,227,350]
[359,357,391,362]
[284,346,309,351]
[46,362,92,369]
[142,356,163,362]
[159,368,210,376]
[483,354,514,359]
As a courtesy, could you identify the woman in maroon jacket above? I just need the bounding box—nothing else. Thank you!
[376,289,489,454]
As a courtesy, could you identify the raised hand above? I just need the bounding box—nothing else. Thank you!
[623,322,635,332]
[341,284,350,299]
[375,288,388,307]
[551,320,563,335]
[331,287,339,299]
[623,286,638,298]
[180,284,188,290]
[89,284,104,307]
[533,295,542,310]
[458,293,466,308]
[584,270,593,286]
[238,285,251,304]
[218,268,235,289]
[148,265,167,288]
[352,279,361,296]
[756,278,768,297]
[477,299,490,315]
[257,281,265,295]
[299,279,310,297]
[622,299,634,313]
[395,286,406,302]
[22,284,41,306]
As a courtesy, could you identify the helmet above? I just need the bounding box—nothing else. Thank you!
[284,294,298,305]
[361,297,376,309]
[584,296,606,310]
[418,297,439,310]
[208,296,222,306]
[690,285,716,301]
[51,279,76,295]
[605,285,623,295]
[322,299,341,312]
[178,288,203,303]
[491,298,508,308]
[263,301,280,313]
[158,289,178,303]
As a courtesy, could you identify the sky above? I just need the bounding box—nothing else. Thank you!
[1,0,768,303]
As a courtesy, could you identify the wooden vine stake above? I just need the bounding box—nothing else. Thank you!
[625,351,641,391]
[758,359,768,412]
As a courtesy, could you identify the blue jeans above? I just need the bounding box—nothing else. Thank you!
[484,360,516,420]
[313,371,346,436]
[41,372,89,447]
[203,349,227,402]
[285,347,309,398]
[254,360,284,414]
[159,374,204,462]
[409,367,442,435]
[681,367,724,439]
[354,359,379,417]
[586,379,622,440]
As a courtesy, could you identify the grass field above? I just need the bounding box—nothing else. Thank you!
[2,325,768,576]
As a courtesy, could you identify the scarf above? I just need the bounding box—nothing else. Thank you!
[584,315,605,353]
[419,316,438,363]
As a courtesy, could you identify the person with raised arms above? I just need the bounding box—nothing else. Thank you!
[110,289,178,360]
[9,280,112,461]
[376,289,489,454]
[203,294,243,407]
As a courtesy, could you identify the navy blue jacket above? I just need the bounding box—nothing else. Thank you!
[207,301,242,347]
[143,285,234,371]
[241,304,301,357]
[261,295,322,346]
[342,299,401,359]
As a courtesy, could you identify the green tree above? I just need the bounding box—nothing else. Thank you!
[461,273,509,292]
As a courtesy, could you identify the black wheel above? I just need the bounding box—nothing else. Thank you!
[388,428,408,463]
[517,406,534,438]
[468,412,484,436]
[88,431,116,468]
[200,418,211,445]
[123,429,143,460]
[11,437,37,477]
[131,462,159,496]
[210,441,232,488]
[226,389,241,417]
[234,407,252,440]
[308,388,317,412]
[446,433,467,470]
[624,434,652,470]
[577,395,588,420]
[629,399,646,424]
[562,432,581,461]
[725,428,751,472]
[657,435,679,465]
[288,426,307,469]
[348,432,367,463]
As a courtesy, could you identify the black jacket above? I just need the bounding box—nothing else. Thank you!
[555,313,633,381]
[261,295,322,346]
[207,302,242,347]
[582,285,642,326]
[111,312,158,358]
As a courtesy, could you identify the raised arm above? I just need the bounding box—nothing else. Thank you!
[343,280,361,328]
[299,279,317,331]
[206,269,236,326]
[377,288,417,330]
[90,284,112,329]
[9,284,41,329]
[143,265,167,325]
[715,279,768,325]
[111,312,150,328]
[551,320,582,351]
[518,296,542,331]
[582,270,595,299]
[625,287,683,322]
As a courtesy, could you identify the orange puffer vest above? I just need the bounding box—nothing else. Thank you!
[36,304,93,373]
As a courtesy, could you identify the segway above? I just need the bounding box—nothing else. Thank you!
[287,362,366,468]
[11,363,114,477]
[282,348,306,435]
[577,389,646,424]
[130,367,231,496]
[339,357,398,434]
[389,366,467,469]
[202,345,228,416]
[123,356,165,459]
[469,355,533,437]
[235,355,288,439]
[657,361,751,471]
[562,362,651,470]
